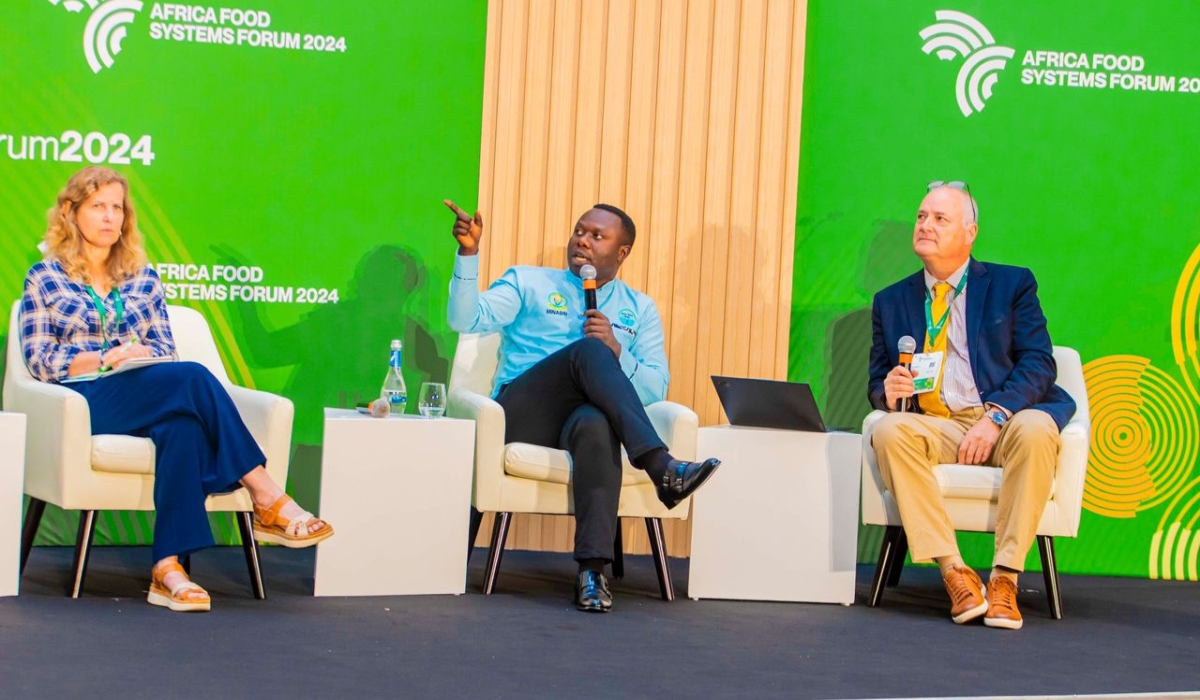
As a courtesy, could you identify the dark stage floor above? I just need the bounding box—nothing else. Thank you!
[2,545,1198,700]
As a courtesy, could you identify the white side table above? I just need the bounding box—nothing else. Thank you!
[0,412,27,597]
[314,408,475,597]
[689,426,862,604]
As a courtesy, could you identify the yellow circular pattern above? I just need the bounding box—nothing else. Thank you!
[1152,476,1200,580]
[1083,356,1199,518]
[1172,243,1200,404]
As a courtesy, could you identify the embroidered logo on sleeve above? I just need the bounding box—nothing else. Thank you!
[612,308,638,337]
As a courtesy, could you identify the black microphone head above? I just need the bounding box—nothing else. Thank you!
[580,264,597,281]
[898,335,917,353]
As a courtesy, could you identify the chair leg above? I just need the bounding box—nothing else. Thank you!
[611,521,625,580]
[236,511,267,600]
[467,507,484,560]
[1038,535,1063,620]
[645,517,674,601]
[69,510,98,599]
[887,530,908,587]
[482,512,511,595]
[20,498,47,575]
[869,525,905,607]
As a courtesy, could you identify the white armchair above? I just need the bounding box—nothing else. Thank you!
[860,345,1091,619]
[449,333,698,600]
[4,301,294,598]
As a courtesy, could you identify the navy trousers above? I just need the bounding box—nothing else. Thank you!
[67,361,266,562]
[496,338,666,562]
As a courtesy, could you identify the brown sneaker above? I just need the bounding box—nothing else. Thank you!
[942,566,988,624]
[984,576,1024,629]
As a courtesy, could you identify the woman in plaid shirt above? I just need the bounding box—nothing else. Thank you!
[19,166,334,612]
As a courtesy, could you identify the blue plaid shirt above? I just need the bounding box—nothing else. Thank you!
[20,260,176,383]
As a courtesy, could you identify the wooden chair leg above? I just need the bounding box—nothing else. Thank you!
[645,517,674,601]
[467,507,484,559]
[611,521,625,579]
[482,512,512,595]
[236,511,267,600]
[20,498,47,575]
[69,510,97,599]
[869,525,905,607]
[887,530,908,587]
[1038,535,1063,620]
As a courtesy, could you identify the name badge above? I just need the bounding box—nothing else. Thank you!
[910,351,944,394]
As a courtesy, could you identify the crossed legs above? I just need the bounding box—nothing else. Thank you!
[68,361,332,611]
[497,338,669,564]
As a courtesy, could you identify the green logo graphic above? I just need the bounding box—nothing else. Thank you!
[548,292,567,311]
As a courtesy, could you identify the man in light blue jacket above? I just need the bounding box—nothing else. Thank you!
[446,200,720,613]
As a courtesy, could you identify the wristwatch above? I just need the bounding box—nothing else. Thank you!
[988,410,1008,428]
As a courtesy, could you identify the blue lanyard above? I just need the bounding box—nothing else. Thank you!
[923,269,968,345]
[85,285,124,351]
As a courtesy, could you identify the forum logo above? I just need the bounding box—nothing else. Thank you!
[919,10,1015,117]
[48,0,144,74]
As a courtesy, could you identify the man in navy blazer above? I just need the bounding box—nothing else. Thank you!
[868,183,1075,630]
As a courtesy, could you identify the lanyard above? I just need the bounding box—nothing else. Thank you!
[85,285,124,351]
[923,269,968,345]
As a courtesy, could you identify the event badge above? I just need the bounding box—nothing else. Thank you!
[910,351,944,394]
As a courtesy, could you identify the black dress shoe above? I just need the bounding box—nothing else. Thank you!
[575,571,613,613]
[656,458,721,509]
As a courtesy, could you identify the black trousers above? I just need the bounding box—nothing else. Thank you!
[496,338,667,562]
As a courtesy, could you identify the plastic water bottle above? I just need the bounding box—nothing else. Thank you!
[381,339,407,413]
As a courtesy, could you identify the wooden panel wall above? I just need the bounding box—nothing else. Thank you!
[471,0,807,556]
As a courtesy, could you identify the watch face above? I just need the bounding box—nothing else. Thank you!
[990,411,1006,426]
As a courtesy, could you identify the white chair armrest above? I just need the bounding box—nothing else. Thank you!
[222,384,294,486]
[860,409,892,526]
[449,387,507,511]
[1052,414,1090,537]
[5,375,93,504]
[861,409,887,439]
[645,401,698,462]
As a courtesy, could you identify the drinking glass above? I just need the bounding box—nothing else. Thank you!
[418,382,447,418]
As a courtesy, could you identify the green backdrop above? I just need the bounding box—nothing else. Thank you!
[791,0,1200,579]
[1,0,487,547]
[5,1,1199,581]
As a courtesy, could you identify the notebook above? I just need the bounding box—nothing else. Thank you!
[61,355,175,383]
[711,375,828,432]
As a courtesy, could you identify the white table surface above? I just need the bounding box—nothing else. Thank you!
[689,425,862,604]
[314,408,475,597]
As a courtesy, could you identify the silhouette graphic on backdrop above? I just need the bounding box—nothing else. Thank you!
[823,219,917,431]
[217,244,450,511]
[818,219,917,561]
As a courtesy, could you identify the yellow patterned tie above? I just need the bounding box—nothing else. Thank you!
[918,281,952,418]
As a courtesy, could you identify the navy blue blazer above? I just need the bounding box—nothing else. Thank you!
[868,258,1076,430]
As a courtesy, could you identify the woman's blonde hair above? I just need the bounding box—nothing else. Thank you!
[44,166,147,284]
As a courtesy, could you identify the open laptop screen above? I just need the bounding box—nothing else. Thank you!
[711,375,828,432]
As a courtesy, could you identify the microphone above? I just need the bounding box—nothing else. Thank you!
[580,264,598,311]
[897,335,917,413]
[355,398,391,418]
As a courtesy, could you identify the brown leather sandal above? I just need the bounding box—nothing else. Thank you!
[147,561,211,612]
[252,494,334,548]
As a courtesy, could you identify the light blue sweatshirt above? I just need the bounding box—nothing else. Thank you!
[448,254,669,406]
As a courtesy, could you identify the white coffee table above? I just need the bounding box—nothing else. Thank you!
[314,408,475,596]
[689,425,862,604]
[0,412,27,597]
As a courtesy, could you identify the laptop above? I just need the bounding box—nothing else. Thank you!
[711,375,828,432]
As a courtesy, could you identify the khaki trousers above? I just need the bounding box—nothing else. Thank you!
[871,407,1061,571]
